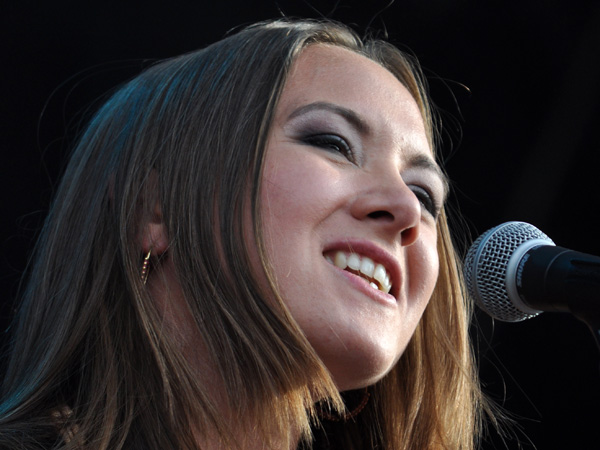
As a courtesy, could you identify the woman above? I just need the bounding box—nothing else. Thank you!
[0,19,489,449]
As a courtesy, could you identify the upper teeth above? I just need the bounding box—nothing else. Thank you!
[327,251,392,294]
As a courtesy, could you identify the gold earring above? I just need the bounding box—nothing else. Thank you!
[140,250,151,284]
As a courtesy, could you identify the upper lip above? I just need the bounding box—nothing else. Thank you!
[323,239,401,300]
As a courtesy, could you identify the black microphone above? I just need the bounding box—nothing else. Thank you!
[464,221,600,328]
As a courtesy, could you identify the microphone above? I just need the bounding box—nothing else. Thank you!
[464,221,600,328]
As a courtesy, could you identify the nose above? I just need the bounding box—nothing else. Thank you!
[349,172,421,246]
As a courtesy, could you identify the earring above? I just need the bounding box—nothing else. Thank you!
[317,387,370,422]
[140,250,151,284]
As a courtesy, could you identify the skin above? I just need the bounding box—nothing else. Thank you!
[259,44,445,391]
[143,44,445,447]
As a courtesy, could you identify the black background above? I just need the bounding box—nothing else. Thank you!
[2,1,599,448]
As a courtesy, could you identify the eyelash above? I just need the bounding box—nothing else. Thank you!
[302,133,354,161]
[409,185,440,219]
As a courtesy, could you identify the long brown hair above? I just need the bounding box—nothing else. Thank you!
[0,19,487,449]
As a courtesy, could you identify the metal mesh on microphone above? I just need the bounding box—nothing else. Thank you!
[464,222,552,322]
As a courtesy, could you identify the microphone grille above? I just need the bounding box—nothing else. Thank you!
[464,221,552,321]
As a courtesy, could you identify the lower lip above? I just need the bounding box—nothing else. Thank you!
[329,263,397,307]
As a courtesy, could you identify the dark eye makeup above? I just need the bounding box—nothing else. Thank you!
[294,118,443,220]
[409,185,440,219]
[302,133,354,161]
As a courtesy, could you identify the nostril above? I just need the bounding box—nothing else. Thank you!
[367,210,395,221]
[401,226,419,246]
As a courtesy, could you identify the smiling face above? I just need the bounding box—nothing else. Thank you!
[259,44,446,391]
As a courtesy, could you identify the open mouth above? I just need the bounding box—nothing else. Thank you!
[325,251,392,294]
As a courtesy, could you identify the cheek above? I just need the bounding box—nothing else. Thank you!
[407,232,440,310]
[424,235,440,290]
[258,152,346,310]
[260,153,344,236]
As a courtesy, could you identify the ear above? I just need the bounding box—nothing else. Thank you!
[139,170,169,255]
[140,201,169,255]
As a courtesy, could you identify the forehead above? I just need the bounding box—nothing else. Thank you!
[277,44,429,150]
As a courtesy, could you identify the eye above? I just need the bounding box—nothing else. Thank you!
[409,185,440,219]
[302,134,353,161]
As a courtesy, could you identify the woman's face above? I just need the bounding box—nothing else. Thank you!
[259,44,445,391]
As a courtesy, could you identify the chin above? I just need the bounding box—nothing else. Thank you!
[333,367,393,392]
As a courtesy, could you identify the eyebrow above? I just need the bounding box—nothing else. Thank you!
[287,101,371,134]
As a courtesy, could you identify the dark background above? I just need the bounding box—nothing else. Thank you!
[2,1,599,448]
